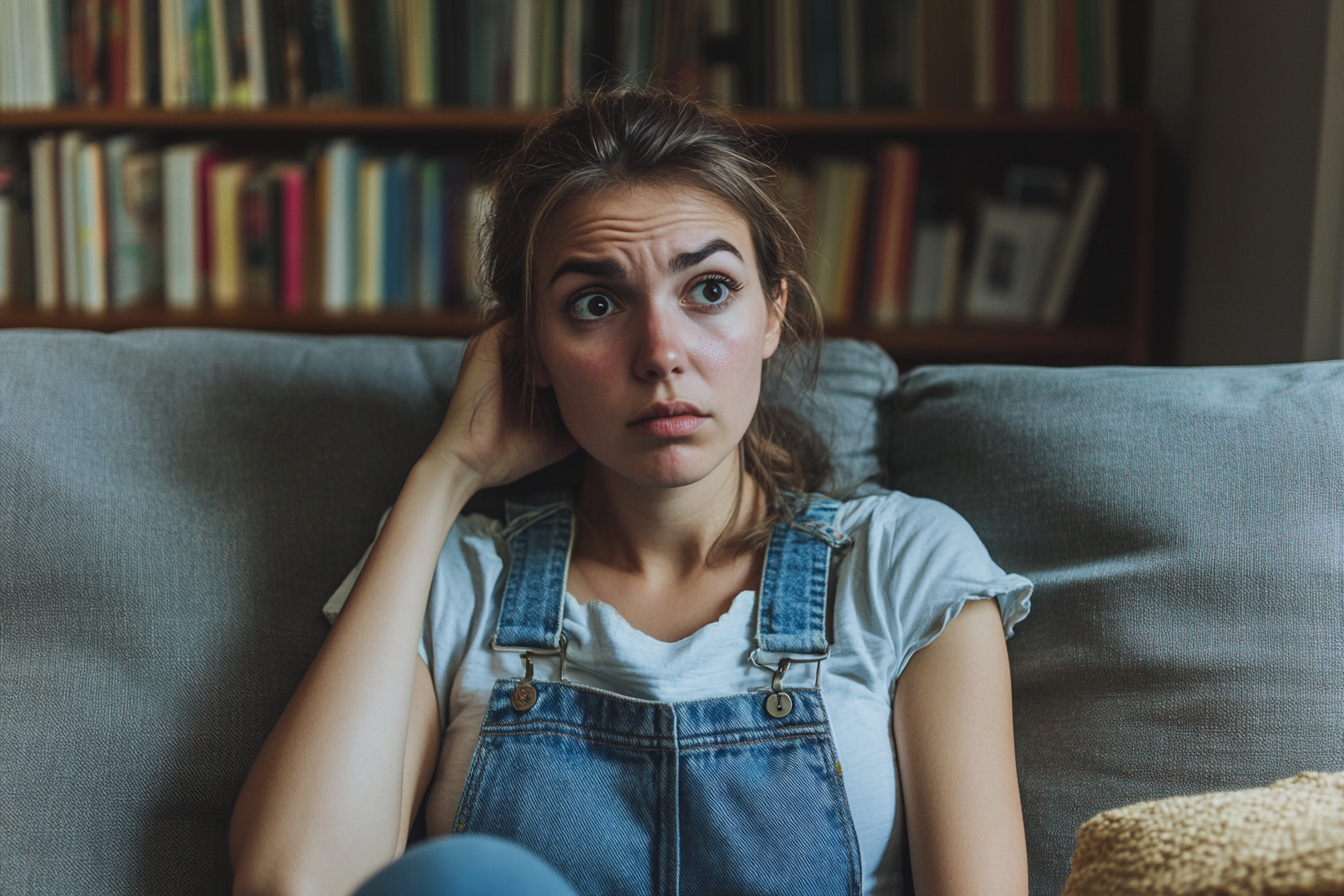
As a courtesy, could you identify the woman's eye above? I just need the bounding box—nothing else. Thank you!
[689,278,733,305]
[571,293,615,319]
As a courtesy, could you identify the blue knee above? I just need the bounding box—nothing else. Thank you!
[353,835,578,896]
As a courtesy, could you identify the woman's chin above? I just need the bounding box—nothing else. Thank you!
[586,445,736,493]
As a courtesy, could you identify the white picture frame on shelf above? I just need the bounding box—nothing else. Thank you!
[963,200,1064,324]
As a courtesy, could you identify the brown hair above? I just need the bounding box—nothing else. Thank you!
[478,89,832,556]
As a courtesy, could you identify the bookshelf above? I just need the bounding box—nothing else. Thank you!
[0,105,1156,367]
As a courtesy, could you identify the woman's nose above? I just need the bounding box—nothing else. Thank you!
[633,302,686,381]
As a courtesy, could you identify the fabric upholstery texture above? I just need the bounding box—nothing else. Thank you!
[885,362,1344,896]
[1062,771,1344,896]
[0,330,897,896]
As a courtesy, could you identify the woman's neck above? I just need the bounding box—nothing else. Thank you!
[575,452,761,577]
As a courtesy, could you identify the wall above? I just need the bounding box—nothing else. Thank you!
[1177,0,1334,365]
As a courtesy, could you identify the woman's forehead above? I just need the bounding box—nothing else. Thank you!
[539,183,754,270]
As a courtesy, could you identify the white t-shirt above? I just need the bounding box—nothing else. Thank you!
[325,491,1032,895]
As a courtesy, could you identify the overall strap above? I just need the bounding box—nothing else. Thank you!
[756,495,851,656]
[492,493,575,651]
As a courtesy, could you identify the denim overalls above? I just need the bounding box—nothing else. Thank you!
[451,492,864,896]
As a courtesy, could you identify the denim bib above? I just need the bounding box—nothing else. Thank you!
[451,493,863,896]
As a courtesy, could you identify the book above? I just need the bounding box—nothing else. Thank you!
[1096,0,1119,110]
[1056,0,1079,110]
[920,0,973,110]
[971,0,994,110]
[105,134,163,308]
[862,0,915,108]
[807,0,842,109]
[0,168,11,302]
[865,143,920,327]
[209,158,252,308]
[512,0,538,108]
[76,139,109,312]
[906,221,963,325]
[1018,0,1056,110]
[127,0,145,105]
[356,155,384,310]
[775,0,804,110]
[163,141,208,308]
[1077,0,1098,108]
[239,165,275,306]
[963,199,1063,323]
[29,134,63,310]
[810,156,871,321]
[1039,161,1108,325]
[440,156,467,306]
[417,156,445,310]
[319,138,358,312]
[381,153,412,309]
[274,161,306,313]
[58,131,87,309]
[107,0,131,105]
[837,0,861,108]
[241,0,265,106]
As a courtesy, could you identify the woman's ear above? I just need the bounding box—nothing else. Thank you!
[762,279,788,359]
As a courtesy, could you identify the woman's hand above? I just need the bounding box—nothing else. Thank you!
[423,320,577,490]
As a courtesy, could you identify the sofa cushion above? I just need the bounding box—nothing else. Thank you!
[885,362,1344,896]
[0,329,896,896]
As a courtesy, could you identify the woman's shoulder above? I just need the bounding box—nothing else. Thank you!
[827,488,984,553]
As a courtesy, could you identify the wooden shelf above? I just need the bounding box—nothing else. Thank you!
[0,105,1156,136]
[0,307,1133,365]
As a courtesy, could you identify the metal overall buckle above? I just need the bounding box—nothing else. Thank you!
[750,647,829,719]
[493,634,569,712]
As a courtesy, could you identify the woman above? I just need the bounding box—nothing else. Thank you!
[230,90,1032,896]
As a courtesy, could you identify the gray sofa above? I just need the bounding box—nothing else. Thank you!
[1,329,1340,896]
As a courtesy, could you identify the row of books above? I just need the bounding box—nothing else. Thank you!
[0,132,484,313]
[796,148,1109,327]
[0,0,1135,112]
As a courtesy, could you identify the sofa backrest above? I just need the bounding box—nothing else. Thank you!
[2,330,1341,896]
[885,362,1344,893]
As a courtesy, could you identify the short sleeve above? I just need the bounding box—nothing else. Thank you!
[835,493,1033,682]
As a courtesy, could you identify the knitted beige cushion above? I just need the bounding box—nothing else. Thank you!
[1062,772,1344,896]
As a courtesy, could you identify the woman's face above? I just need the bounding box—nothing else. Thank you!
[533,182,785,491]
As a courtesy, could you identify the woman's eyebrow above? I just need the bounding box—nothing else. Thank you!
[669,239,743,273]
[548,257,627,287]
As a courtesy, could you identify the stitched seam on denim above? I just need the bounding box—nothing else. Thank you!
[477,726,830,752]
[451,741,491,831]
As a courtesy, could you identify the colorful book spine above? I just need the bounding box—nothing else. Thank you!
[356,156,383,311]
[277,163,305,313]
[865,143,920,327]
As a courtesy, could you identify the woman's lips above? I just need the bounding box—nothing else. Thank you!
[630,414,707,437]
[629,401,708,437]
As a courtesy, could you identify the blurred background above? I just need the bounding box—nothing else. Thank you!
[0,0,1340,369]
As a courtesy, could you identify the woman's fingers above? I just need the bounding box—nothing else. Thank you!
[426,321,576,489]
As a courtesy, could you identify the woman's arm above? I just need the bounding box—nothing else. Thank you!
[229,325,575,896]
[894,598,1029,896]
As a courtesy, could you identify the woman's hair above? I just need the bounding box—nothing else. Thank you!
[478,88,833,556]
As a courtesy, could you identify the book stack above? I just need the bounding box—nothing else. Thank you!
[792,147,1108,328]
[8,131,478,314]
[0,0,1132,112]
